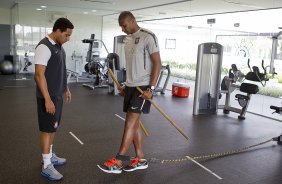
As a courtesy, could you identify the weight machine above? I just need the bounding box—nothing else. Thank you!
[193,42,223,115]
[23,52,32,72]
[154,65,171,95]
[219,59,269,120]
[82,34,109,89]
[270,105,282,145]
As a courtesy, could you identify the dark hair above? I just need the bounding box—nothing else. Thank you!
[52,18,74,32]
[118,11,135,23]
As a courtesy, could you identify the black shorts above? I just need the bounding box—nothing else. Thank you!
[123,85,152,114]
[37,96,63,133]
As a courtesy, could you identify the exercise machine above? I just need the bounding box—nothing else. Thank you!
[219,64,259,120]
[107,52,125,95]
[245,59,269,86]
[193,42,223,115]
[154,65,171,95]
[219,59,269,120]
[82,34,109,89]
[270,105,282,145]
[108,35,126,95]
[23,52,32,72]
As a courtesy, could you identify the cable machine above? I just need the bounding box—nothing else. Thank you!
[193,42,223,115]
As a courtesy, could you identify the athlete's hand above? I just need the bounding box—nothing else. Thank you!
[118,85,125,96]
[140,90,153,100]
[45,98,55,115]
[66,88,71,104]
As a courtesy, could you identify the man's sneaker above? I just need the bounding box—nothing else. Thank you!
[41,164,63,181]
[51,152,66,166]
[123,157,148,172]
[97,158,123,174]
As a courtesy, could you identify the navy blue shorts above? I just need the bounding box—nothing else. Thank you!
[37,96,63,133]
[123,86,152,114]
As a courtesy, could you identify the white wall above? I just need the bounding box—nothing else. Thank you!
[0,8,11,25]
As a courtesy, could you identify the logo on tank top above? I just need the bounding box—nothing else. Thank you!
[135,37,140,44]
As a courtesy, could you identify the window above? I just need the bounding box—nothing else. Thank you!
[165,38,176,49]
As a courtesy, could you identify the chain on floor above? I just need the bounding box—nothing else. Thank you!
[148,138,274,164]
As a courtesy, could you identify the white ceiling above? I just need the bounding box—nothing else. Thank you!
[1,0,282,32]
[1,0,282,21]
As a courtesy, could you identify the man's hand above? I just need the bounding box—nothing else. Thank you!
[66,88,71,104]
[140,90,153,100]
[45,98,55,115]
[118,85,125,96]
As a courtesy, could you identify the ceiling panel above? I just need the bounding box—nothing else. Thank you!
[1,0,282,20]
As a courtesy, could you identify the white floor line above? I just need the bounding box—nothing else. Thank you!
[69,131,84,145]
[186,156,223,180]
[115,114,125,121]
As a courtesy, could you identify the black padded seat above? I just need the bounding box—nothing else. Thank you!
[235,94,249,101]
[245,72,266,82]
[239,83,259,94]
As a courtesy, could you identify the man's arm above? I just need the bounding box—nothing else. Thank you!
[149,52,161,87]
[141,52,161,100]
[34,64,55,114]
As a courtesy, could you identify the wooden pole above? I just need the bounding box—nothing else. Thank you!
[108,68,149,137]
[136,87,189,140]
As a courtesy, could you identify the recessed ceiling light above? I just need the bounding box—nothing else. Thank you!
[91,10,97,12]
[41,6,47,8]
[36,8,42,11]
[83,12,89,14]
[234,23,240,27]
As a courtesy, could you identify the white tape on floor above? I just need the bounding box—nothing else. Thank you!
[186,156,223,180]
[69,131,84,145]
[115,114,125,121]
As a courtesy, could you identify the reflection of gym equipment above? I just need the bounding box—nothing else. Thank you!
[270,105,282,145]
[23,52,32,72]
[82,34,109,89]
[219,59,269,120]
[193,42,223,115]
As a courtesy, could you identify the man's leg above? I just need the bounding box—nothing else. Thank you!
[133,119,144,159]
[38,96,63,180]
[40,132,52,169]
[97,112,141,174]
[122,117,148,172]
[118,112,141,156]
[49,132,67,166]
[40,132,52,154]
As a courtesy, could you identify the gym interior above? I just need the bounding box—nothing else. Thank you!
[1,0,282,183]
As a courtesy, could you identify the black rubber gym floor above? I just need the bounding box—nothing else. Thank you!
[0,74,282,184]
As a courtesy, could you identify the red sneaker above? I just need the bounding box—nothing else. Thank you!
[123,157,148,172]
[97,158,123,174]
